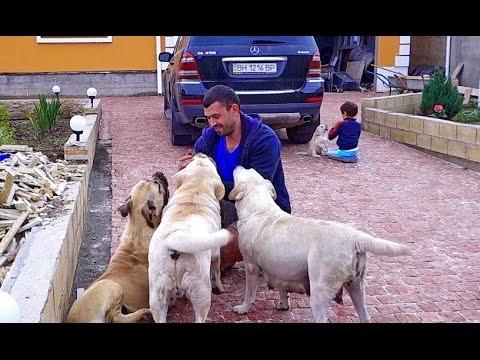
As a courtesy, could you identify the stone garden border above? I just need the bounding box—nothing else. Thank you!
[361,93,480,169]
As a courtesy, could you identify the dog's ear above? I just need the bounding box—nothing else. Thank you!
[172,170,186,189]
[214,179,225,200]
[228,182,246,201]
[141,195,158,229]
[153,171,170,206]
[264,179,277,200]
[118,197,132,217]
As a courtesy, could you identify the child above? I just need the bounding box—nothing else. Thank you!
[326,101,361,163]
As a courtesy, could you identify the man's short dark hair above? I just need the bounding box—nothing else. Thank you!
[203,85,240,110]
[340,101,358,118]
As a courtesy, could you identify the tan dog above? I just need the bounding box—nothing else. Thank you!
[66,172,169,323]
[148,153,232,323]
[296,124,329,157]
[229,166,412,323]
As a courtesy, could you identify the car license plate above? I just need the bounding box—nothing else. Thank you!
[232,63,277,74]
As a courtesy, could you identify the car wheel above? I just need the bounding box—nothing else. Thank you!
[286,116,320,144]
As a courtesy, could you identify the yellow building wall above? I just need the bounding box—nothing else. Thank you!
[0,36,157,73]
[377,36,400,67]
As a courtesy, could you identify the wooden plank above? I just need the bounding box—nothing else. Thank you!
[458,86,479,97]
[0,209,21,216]
[0,220,17,227]
[0,211,29,254]
[17,217,43,233]
[27,156,40,168]
[0,173,15,205]
[33,167,58,192]
[13,198,31,211]
[463,88,472,104]
[17,166,36,175]
[0,211,21,220]
[346,60,366,86]
[452,62,464,80]
[15,189,32,201]
[0,145,32,152]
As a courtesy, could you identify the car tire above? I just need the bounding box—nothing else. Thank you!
[170,110,193,146]
[286,116,320,144]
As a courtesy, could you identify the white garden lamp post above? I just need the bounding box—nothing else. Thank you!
[70,115,86,142]
[0,291,21,323]
[87,87,97,108]
[52,85,60,99]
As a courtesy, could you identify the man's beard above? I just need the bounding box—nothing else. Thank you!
[215,125,234,136]
[214,114,235,136]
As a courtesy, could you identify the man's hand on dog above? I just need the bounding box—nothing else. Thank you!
[178,149,194,170]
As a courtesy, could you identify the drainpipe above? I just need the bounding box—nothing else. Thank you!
[445,36,451,77]
[374,36,378,92]
[156,36,162,94]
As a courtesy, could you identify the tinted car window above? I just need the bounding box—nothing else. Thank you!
[189,36,317,46]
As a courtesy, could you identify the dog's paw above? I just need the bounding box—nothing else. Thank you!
[232,304,249,315]
[276,302,290,311]
[139,309,154,323]
[212,284,225,294]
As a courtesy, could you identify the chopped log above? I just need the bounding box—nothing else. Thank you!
[0,173,15,204]
[27,156,40,168]
[17,217,43,233]
[0,210,21,220]
[0,145,33,152]
[0,211,29,255]
[14,152,29,165]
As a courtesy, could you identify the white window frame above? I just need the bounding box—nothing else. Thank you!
[36,36,113,44]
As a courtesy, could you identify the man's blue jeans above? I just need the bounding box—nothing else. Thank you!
[326,147,359,163]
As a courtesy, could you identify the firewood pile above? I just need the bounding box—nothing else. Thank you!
[0,145,86,285]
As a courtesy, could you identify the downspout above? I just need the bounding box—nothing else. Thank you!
[156,36,162,94]
[374,36,378,92]
[445,36,451,77]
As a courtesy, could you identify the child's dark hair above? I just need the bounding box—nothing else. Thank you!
[203,85,240,110]
[340,101,358,118]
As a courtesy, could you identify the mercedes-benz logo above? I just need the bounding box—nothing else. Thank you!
[250,46,260,55]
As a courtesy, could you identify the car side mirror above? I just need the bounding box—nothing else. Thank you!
[159,52,173,62]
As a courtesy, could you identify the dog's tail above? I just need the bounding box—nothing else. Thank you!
[166,229,232,254]
[355,231,412,257]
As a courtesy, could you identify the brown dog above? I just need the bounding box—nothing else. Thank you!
[66,172,169,323]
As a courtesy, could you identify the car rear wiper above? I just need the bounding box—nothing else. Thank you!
[251,39,286,45]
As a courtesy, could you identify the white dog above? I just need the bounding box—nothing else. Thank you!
[228,166,412,323]
[148,153,232,323]
[296,124,329,157]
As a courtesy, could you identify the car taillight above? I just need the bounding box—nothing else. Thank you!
[179,51,200,80]
[180,98,203,105]
[307,50,322,78]
[306,96,323,104]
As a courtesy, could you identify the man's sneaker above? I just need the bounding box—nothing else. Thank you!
[341,156,358,163]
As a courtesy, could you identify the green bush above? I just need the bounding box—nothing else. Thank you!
[452,101,480,123]
[27,95,62,135]
[0,104,15,145]
[420,68,463,120]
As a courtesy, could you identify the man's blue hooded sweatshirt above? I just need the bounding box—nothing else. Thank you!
[194,112,291,214]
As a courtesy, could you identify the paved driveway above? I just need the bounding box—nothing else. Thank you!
[99,92,480,322]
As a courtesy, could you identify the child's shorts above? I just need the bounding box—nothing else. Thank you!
[326,148,358,163]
